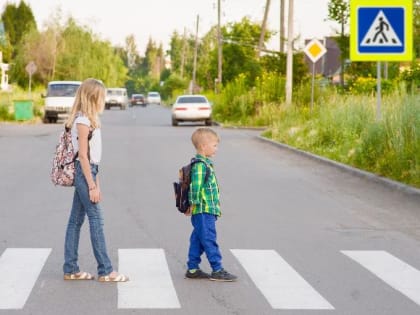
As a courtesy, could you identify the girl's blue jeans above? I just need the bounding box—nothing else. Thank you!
[187,213,222,272]
[63,161,113,276]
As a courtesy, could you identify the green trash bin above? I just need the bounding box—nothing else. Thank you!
[14,100,33,121]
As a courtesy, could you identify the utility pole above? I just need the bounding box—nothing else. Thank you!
[257,0,271,58]
[285,0,294,105]
[217,0,222,92]
[280,0,285,53]
[192,15,199,94]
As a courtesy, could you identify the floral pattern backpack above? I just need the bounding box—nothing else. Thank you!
[51,126,91,186]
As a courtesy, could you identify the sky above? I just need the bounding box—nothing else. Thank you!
[5,0,338,54]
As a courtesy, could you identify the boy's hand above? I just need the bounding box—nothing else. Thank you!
[184,206,193,216]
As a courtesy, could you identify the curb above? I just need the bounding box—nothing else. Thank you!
[256,135,420,199]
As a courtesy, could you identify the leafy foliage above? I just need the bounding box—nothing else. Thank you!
[1,1,36,59]
[9,16,127,87]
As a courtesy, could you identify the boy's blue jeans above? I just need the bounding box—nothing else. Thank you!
[63,161,113,276]
[187,213,222,272]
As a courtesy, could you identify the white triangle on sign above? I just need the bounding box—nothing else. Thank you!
[360,10,402,47]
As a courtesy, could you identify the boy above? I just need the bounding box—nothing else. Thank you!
[185,127,237,282]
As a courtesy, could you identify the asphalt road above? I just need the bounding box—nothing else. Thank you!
[1,104,420,315]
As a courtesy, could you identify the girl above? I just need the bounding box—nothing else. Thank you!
[63,78,128,282]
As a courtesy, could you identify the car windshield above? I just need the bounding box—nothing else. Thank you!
[47,84,80,97]
[107,90,124,96]
[148,92,159,97]
[177,97,207,104]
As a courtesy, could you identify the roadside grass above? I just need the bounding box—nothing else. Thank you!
[212,80,419,188]
[265,91,419,188]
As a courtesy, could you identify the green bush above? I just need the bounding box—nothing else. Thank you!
[0,105,14,121]
[349,76,395,94]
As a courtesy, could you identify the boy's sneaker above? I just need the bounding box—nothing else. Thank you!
[185,269,210,279]
[210,269,237,282]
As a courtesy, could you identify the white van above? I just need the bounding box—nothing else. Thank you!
[105,88,128,110]
[43,81,81,123]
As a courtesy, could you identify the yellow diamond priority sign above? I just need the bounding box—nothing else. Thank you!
[304,39,327,63]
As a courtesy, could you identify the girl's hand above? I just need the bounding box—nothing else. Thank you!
[89,187,101,203]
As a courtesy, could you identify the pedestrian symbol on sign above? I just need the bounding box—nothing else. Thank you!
[360,10,402,47]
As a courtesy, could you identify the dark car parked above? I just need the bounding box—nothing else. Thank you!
[130,94,146,106]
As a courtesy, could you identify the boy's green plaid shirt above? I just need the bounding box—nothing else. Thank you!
[188,154,221,216]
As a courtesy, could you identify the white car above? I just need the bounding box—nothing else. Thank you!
[147,91,161,105]
[171,95,212,126]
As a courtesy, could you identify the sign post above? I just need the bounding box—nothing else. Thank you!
[350,0,413,120]
[303,39,327,112]
[25,61,37,98]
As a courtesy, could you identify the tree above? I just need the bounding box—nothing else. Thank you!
[142,38,164,81]
[11,16,127,87]
[125,34,140,71]
[1,1,36,58]
[260,52,308,85]
[0,21,13,62]
[221,17,271,86]
[327,0,350,87]
[168,31,183,75]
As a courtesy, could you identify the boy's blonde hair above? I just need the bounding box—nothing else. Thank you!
[191,127,220,149]
[65,78,105,129]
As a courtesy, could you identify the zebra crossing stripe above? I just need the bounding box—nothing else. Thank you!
[0,248,51,309]
[231,249,334,309]
[117,248,181,309]
[342,250,420,306]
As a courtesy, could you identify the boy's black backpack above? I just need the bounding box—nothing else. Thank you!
[173,158,210,213]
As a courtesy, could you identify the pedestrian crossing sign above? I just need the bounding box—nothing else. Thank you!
[350,0,413,61]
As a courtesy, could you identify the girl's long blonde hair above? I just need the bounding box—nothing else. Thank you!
[65,78,105,129]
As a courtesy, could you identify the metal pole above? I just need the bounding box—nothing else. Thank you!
[280,0,285,53]
[28,73,32,99]
[285,0,294,105]
[376,61,382,121]
[257,0,271,58]
[311,62,315,112]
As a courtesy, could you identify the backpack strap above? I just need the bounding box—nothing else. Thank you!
[190,158,211,183]
[71,127,93,162]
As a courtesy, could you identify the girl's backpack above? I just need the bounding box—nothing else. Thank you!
[51,127,91,187]
[173,158,210,213]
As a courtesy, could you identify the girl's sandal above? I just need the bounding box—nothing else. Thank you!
[98,272,129,282]
[64,271,94,280]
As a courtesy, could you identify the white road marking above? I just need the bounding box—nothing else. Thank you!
[231,249,334,309]
[118,248,181,309]
[0,248,51,309]
[342,250,420,306]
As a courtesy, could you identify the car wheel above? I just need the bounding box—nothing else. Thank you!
[205,119,212,126]
[172,118,178,126]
